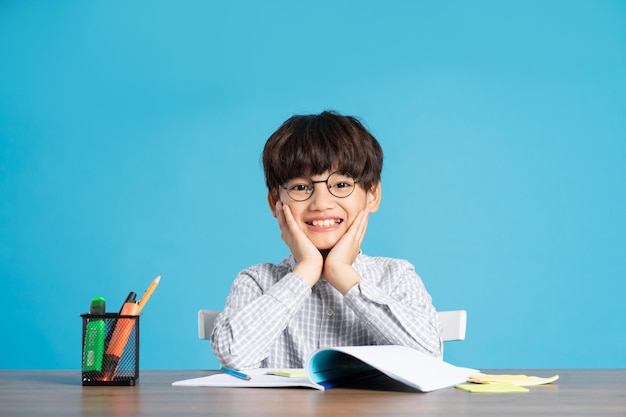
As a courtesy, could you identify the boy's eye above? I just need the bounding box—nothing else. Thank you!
[332,181,353,189]
[289,183,312,192]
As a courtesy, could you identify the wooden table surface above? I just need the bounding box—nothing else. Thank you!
[0,369,624,416]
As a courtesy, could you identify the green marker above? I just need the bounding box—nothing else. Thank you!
[83,297,106,372]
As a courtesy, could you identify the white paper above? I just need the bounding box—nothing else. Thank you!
[172,368,321,389]
[173,345,478,392]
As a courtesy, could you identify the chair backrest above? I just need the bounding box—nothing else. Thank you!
[198,310,221,340]
[437,310,467,341]
[198,309,467,342]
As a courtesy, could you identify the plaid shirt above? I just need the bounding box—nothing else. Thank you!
[211,254,442,370]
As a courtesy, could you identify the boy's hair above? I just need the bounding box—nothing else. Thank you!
[262,111,384,196]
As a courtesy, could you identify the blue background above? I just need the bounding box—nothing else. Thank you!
[1,1,624,371]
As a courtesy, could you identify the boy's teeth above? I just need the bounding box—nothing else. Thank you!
[312,219,338,227]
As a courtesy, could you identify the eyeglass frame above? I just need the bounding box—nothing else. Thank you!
[279,171,361,202]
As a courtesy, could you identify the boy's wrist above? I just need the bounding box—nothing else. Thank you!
[323,264,360,295]
[293,261,323,287]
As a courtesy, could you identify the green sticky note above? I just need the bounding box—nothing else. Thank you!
[266,370,308,378]
[455,383,530,393]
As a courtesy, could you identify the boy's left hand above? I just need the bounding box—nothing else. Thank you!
[323,208,370,294]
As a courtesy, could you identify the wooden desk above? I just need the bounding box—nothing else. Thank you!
[0,369,624,416]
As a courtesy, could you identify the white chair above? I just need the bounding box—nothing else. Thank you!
[198,309,466,342]
[198,310,221,340]
[437,310,467,342]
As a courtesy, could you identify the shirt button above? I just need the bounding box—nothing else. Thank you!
[326,308,334,316]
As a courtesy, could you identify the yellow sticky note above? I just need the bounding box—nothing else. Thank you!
[468,374,559,386]
[455,383,530,393]
[266,370,308,378]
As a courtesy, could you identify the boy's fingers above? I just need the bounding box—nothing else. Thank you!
[275,201,286,228]
[281,204,299,230]
[356,209,370,244]
[329,209,370,264]
[349,209,369,244]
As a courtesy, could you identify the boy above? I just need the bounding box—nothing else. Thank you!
[211,111,442,369]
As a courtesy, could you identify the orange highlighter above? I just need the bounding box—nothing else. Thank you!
[101,275,161,381]
[101,292,140,381]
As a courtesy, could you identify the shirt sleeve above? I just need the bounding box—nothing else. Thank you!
[210,265,311,369]
[343,259,443,357]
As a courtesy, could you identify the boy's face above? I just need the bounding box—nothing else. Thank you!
[268,170,381,251]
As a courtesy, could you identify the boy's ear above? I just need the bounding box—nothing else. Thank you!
[366,182,382,213]
[267,191,279,218]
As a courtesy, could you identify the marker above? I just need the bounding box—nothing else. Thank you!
[90,297,107,315]
[221,366,251,381]
[103,291,135,347]
[82,297,106,372]
[101,292,140,381]
[138,274,161,312]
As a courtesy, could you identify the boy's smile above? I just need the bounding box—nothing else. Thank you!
[306,217,343,229]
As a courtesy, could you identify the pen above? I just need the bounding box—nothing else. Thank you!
[138,274,161,312]
[101,292,140,381]
[221,366,251,381]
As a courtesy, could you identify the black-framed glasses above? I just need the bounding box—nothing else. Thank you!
[281,171,360,202]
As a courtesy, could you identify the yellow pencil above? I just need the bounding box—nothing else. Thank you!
[138,274,161,312]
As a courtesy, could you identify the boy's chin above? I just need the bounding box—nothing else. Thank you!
[313,240,337,252]
[310,235,341,254]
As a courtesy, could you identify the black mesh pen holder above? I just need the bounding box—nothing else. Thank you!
[81,313,140,386]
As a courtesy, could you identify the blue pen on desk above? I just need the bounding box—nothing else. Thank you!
[221,366,251,381]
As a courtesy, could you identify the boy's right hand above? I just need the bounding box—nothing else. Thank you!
[275,201,323,287]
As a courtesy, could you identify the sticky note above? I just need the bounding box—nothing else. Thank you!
[266,370,308,378]
[455,383,530,393]
[468,374,559,386]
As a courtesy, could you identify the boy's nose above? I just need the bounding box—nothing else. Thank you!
[308,183,335,209]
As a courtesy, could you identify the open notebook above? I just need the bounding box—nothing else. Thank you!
[172,345,477,392]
